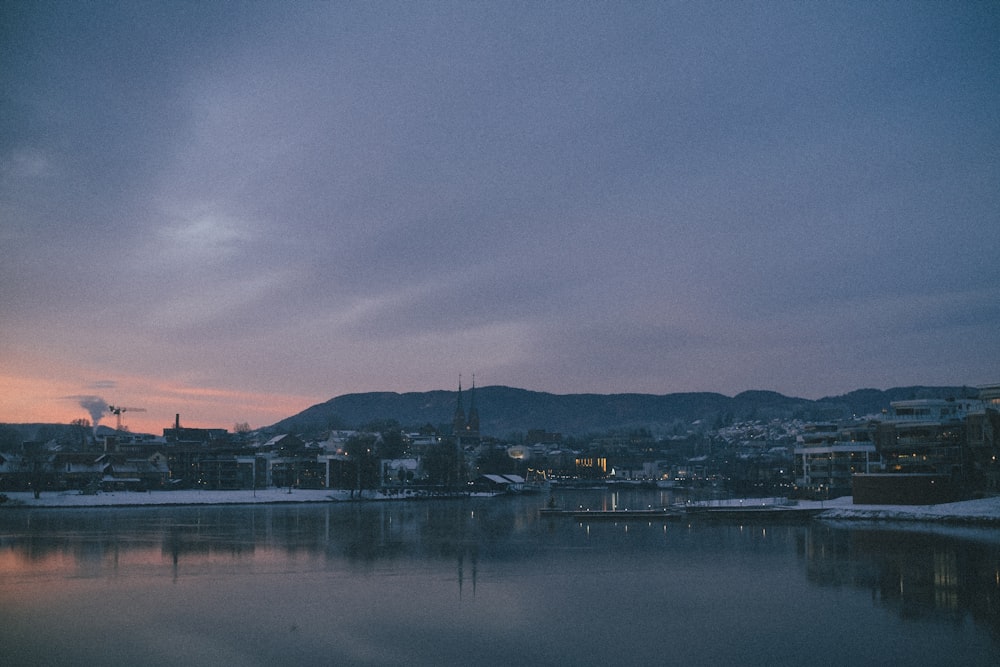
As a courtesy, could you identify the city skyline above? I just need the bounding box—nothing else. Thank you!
[3,2,998,434]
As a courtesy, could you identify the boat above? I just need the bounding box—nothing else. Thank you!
[522,468,552,494]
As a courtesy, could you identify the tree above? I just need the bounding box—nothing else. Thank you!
[476,446,514,475]
[378,429,406,460]
[22,441,50,499]
[359,420,406,459]
[344,433,378,498]
[422,441,460,487]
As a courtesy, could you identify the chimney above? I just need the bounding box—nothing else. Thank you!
[175,414,180,430]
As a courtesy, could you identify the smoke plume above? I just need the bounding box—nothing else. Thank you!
[77,395,107,429]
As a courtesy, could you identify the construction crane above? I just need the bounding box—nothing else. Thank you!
[107,405,147,431]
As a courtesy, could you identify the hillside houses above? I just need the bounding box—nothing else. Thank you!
[2,384,997,503]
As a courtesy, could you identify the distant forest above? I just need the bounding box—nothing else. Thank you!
[2,385,978,446]
[267,385,977,439]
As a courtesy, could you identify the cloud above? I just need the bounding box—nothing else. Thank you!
[1,147,53,181]
[1,3,997,430]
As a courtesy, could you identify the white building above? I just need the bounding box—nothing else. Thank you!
[794,423,880,499]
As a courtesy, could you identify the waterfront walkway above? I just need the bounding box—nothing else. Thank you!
[3,489,1000,524]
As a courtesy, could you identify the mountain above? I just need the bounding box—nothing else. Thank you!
[267,385,977,438]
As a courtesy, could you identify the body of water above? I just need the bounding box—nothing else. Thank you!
[1,488,998,666]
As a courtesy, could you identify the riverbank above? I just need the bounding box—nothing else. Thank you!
[0,488,416,507]
[3,489,1000,524]
[688,495,1000,525]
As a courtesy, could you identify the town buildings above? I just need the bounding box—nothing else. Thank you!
[794,385,1000,503]
[793,423,879,499]
[2,384,997,503]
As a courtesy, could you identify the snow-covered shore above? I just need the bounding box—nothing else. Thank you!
[0,488,395,508]
[694,494,1000,525]
[2,490,1000,524]
[813,495,1000,525]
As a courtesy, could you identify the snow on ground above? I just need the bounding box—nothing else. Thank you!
[811,495,1000,524]
[690,494,1000,525]
[2,490,1000,525]
[0,488,371,507]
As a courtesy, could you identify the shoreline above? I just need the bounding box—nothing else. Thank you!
[0,488,455,508]
[682,495,1000,525]
[2,490,1000,525]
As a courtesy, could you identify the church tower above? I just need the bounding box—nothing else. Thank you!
[452,375,481,446]
[466,375,480,438]
[453,376,467,437]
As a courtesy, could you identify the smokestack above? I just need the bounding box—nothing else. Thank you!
[175,414,180,430]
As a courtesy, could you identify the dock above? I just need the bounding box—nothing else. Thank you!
[540,507,682,520]
[680,505,824,521]
[541,499,825,522]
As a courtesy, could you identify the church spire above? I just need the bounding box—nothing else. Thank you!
[467,374,480,435]
[453,375,466,436]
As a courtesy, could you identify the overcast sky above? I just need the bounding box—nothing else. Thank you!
[2,1,998,433]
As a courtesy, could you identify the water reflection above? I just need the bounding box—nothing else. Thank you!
[0,501,527,585]
[1,494,998,666]
[800,523,1000,640]
[9,503,996,627]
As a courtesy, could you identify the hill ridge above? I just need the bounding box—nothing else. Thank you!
[268,384,976,437]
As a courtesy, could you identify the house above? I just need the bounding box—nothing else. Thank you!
[51,453,105,490]
[97,452,169,491]
[382,458,419,486]
[259,434,305,453]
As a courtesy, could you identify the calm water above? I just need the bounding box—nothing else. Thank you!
[1,489,998,666]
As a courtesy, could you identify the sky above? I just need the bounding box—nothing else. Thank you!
[2,1,999,434]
